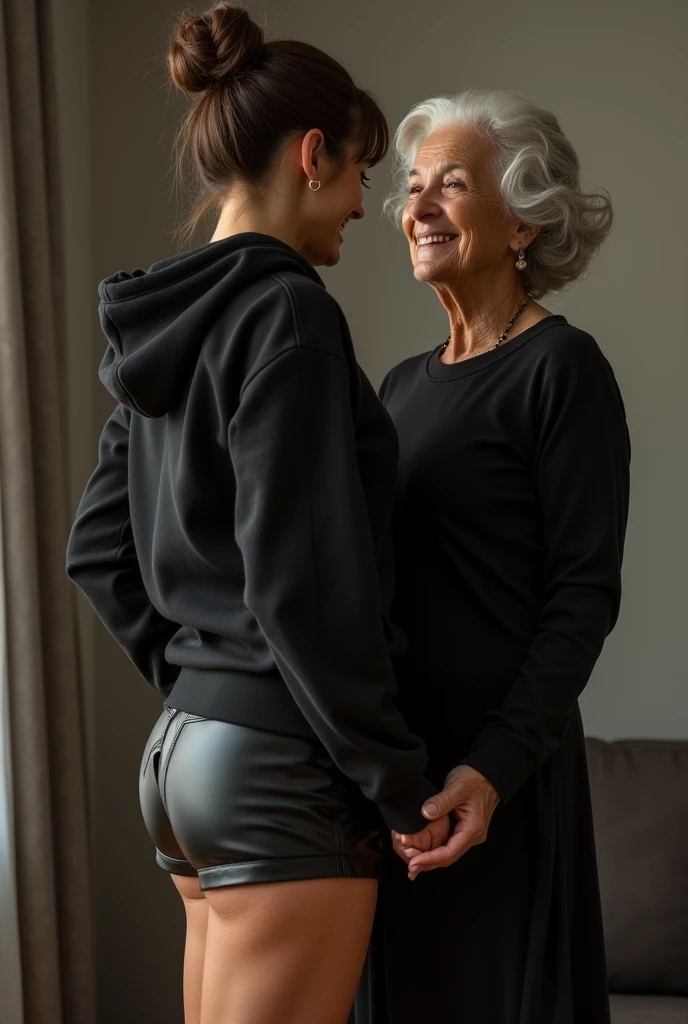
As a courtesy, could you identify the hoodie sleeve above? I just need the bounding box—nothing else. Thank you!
[66,403,182,695]
[229,296,436,834]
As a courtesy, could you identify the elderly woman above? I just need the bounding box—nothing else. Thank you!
[353,91,630,1023]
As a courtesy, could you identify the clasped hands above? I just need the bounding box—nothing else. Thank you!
[391,765,500,881]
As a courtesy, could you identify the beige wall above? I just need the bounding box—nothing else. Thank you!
[58,0,687,1020]
[275,0,688,743]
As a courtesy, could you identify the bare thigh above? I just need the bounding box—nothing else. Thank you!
[172,875,209,1024]
[200,876,378,1024]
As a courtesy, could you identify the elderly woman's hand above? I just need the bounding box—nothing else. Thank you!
[402,765,500,880]
[391,813,451,874]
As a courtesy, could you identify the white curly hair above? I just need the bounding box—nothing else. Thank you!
[385,90,613,298]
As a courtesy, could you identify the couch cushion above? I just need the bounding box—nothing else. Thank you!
[610,994,688,1023]
[586,739,688,996]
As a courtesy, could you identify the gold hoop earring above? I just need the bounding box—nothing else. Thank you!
[516,245,527,270]
[308,180,321,192]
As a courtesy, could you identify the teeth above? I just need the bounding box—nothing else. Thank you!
[417,235,456,245]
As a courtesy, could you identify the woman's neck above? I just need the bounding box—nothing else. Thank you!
[435,269,550,363]
[210,191,303,254]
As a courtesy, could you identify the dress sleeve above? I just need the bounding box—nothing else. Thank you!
[461,335,631,803]
[229,298,435,833]
[66,403,182,695]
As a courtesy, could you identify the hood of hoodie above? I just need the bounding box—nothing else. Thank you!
[97,232,324,418]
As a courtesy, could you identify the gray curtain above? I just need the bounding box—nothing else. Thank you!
[0,0,94,1021]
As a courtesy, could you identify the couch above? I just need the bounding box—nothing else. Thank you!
[586,738,688,1024]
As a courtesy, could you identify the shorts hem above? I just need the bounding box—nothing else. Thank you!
[156,850,198,877]
[155,851,380,888]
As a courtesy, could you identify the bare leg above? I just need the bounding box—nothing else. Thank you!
[172,874,209,1024]
[200,876,377,1024]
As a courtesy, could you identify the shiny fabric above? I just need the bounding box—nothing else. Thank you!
[138,708,382,889]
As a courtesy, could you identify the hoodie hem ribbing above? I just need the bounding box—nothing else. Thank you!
[164,666,318,742]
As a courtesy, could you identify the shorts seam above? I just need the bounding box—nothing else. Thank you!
[159,713,205,809]
[333,779,347,877]
[140,739,162,779]
[159,714,186,809]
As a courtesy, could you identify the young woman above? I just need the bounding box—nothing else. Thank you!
[66,5,448,1023]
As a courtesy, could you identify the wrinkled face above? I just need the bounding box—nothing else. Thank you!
[402,125,519,286]
[301,142,370,268]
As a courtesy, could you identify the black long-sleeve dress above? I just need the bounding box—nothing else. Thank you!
[352,316,630,1024]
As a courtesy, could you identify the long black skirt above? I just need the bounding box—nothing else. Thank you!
[350,708,610,1024]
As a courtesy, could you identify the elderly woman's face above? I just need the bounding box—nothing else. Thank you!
[402,125,518,286]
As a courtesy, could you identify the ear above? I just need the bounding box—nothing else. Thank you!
[509,222,541,253]
[299,129,326,183]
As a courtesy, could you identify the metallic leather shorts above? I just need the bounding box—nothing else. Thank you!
[138,707,383,890]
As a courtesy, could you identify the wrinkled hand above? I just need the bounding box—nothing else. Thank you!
[404,765,500,880]
[391,813,451,877]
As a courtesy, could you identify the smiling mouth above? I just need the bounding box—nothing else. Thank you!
[416,234,457,247]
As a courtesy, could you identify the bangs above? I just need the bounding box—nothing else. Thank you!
[352,89,389,167]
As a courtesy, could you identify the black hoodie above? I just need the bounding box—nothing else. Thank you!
[66,232,435,833]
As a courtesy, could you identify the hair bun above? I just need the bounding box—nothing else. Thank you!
[168,4,265,94]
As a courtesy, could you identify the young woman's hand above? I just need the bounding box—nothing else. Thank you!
[391,814,451,878]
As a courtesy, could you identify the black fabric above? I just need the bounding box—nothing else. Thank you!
[355,713,611,1024]
[66,232,436,833]
[352,318,629,1023]
[139,707,383,889]
[379,317,630,799]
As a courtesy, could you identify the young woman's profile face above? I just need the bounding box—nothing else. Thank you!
[299,142,370,268]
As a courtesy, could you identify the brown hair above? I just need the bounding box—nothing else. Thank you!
[168,4,389,242]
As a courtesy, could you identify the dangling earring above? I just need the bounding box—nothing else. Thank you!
[308,180,321,191]
[515,245,527,270]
